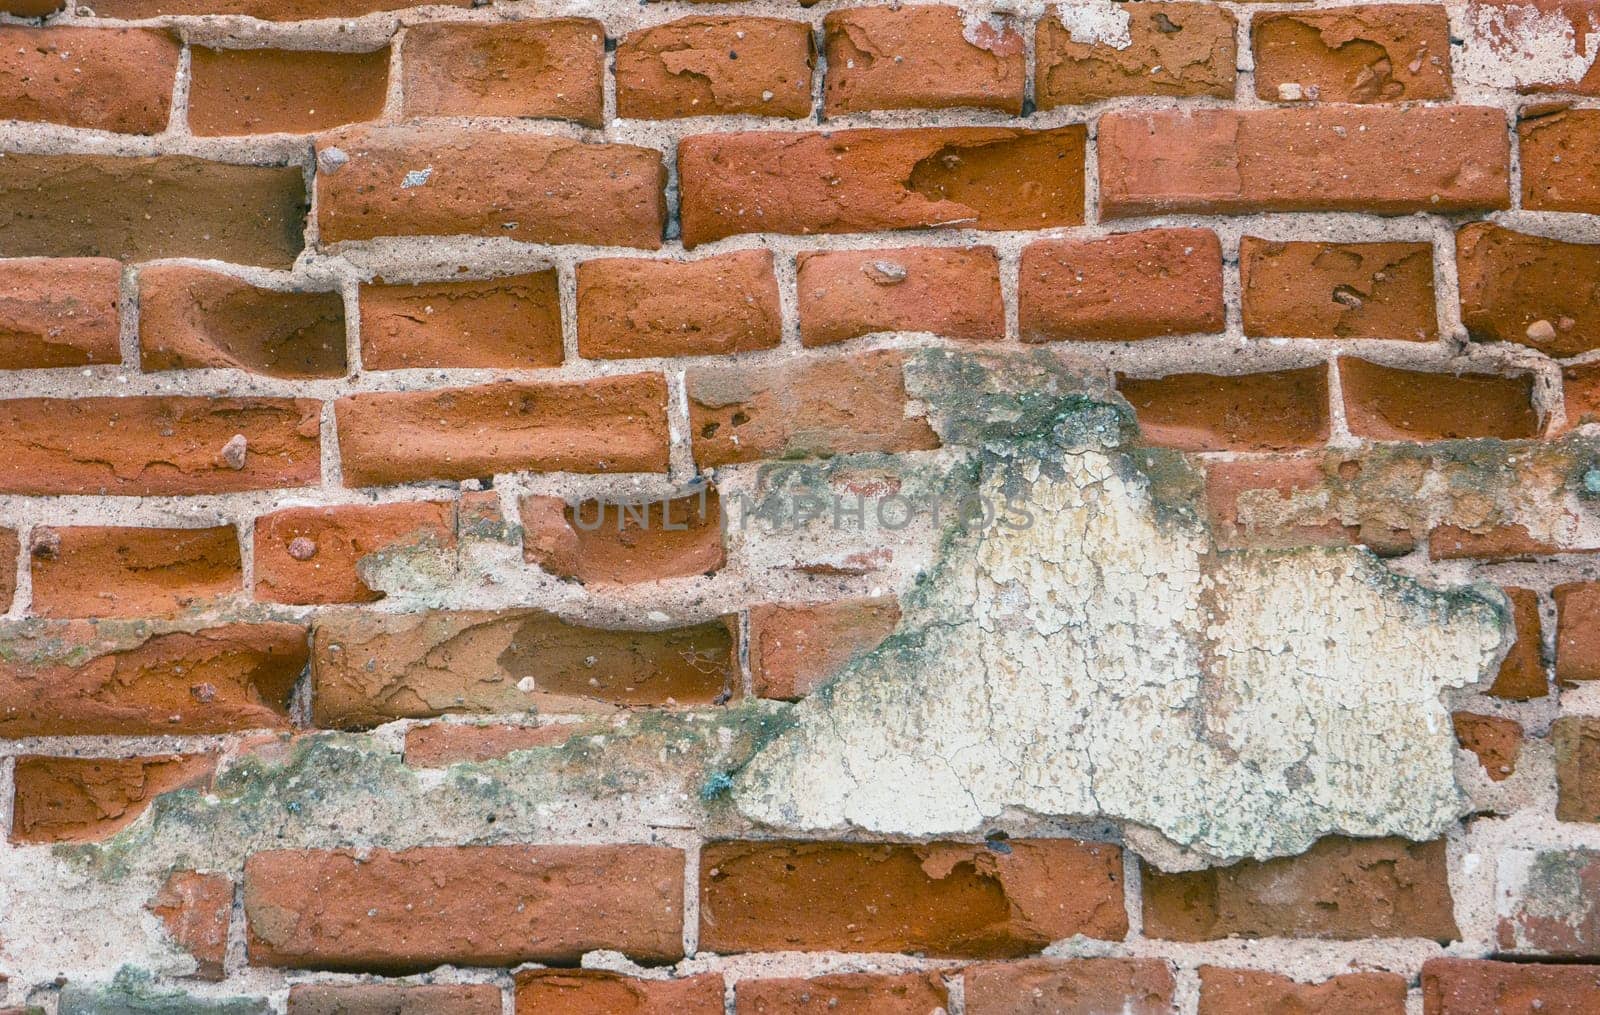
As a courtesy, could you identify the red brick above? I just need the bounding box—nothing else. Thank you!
[89,0,470,16]
[0,395,320,495]
[577,251,781,359]
[1142,836,1460,941]
[1422,958,1600,1014]
[1427,523,1572,562]
[678,127,1086,247]
[618,17,814,119]
[254,501,456,605]
[1240,238,1436,341]
[315,125,665,249]
[0,154,307,267]
[403,722,580,766]
[0,529,15,615]
[514,970,723,1015]
[1198,966,1406,1014]
[688,351,939,467]
[1204,456,1415,555]
[1458,223,1600,357]
[1339,359,1540,441]
[334,375,670,487]
[1019,228,1225,342]
[402,20,603,126]
[796,246,1003,347]
[964,958,1176,1015]
[288,984,502,1015]
[1555,582,1600,684]
[0,621,307,737]
[1566,360,1600,430]
[359,272,561,371]
[0,258,122,369]
[699,839,1126,956]
[138,264,345,378]
[10,753,215,843]
[1,1,62,14]
[1492,587,1549,699]
[1453,711,1523,781]
[823,5,1024,115]
[188,47,388,136]
[748,598,900,700]
[736,971,948,1014]
[1520,107,1600,213]
[1099,107,1510,217]
[310,609,738,727]
[148,871,232,981]
[1117,367,1331,452]
[522,487,724,585]
[1252,6,1451,103]
[30,525,240,619]
[0,27,178,134]
[244,844,685,970]
[1037,2,1235,106]
[1555,716,1600,822]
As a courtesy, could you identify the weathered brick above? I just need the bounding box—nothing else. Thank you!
[1253,6,1452,103]
[288,984,502,1015]
[1098,107,1510,217]
[1555,582,1600,684]
[1427,523,1577,562]
[748,598,900,700]
[1117,367,1331,452]
[10,753,215,843]
[735,971,948,1014]
[254,501,455,605]
[522,487,725,585]
[1496,848,1600,955]
[1422,957,1600,1013]
[315,125,665,249]
[823,5,1024,115]
[1566,359,1600,430]
[138,265,345,378]
[699,839,1126,956]
[1142,836,1460,941]
[188,47,388,135]
[1204,456,1414,555]
[148,871,232,982]
[0,27,178,134]
[1492,587,1548,699]
[688,351,939,466]
[403,722,580,767]
[1019,228,1225,342]
[618,17,814,119]
[334,375,669,487]
[89,0,470,16]
[514,970,723,1015]
[0,1,62,14]
[0,155,307,266]
[796,246,1003,346]
[30,525,241,619]
[0,258,122,369]
[246,845,683,970]
[1454,711,1522,781]
[1465,1,1600,96]
[0,395,320,495]
[402,20,603,127]
[1339,359,1540,441]
[310,609,738,727]
[0,529,16,615]
[1520,107,1600,213]
[1037,2,1235,106]
[576,251,782,359]
[360,272,561,371]
[1458,223,1600,357]
[1555,716,1600,821]
[964,958,1176,1015]
[1197,966,1407,1014]
[0,622,307,737]
[1240,238,1436,341]
[678,127,1086,247]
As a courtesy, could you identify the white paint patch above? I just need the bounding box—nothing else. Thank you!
[735,448,1505,864]
[1459,2,1600,89]
[1056,0,1134,50]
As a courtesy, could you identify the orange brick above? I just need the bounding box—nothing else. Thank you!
[1117,367,1331,452]
[1019,228,1225,342]
[90,0,469,15]
[823,5,1024,115]
[522,487,725,585]
[11,753,216,843]
[1198,967,1407,1014]
[0,258,122,369]
[796,246,1004,346]
[1037,2,1235,106]
[188,46,389,135]
[1422,959,1600,1014]
[514,970,723,1015]
[1555,582,1600,684]
[1520,107,1600,214]
[1454,711,1522,782]
[965,959,1177,1015]
[0,27,178,134]
[254,501,456,604]
[360,272,563,370]
[402,20,604,127]
[403,722,579,766]
[1240,238,1436,341]
[148,871,232,982]
[576,251,782,359]
[30,525,241,619]
[1252,6,1451,103]
[736,971,948,1014]
[1458,223,1600,358]
[1338,359,1539,441]
[618,17,814,119]
[748,598,901,700]
[1490,587,1548,699]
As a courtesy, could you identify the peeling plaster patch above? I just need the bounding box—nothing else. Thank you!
[1496,848,1600,955]
[733,442,1507,864]
[1056,0,1134,50]
[1460,2,1600,90]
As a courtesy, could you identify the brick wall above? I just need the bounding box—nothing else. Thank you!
[1,0,1599,1012]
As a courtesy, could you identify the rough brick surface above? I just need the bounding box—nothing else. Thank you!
[138,265,346,378]
[1252,6,1452,103]
[1492,587,1548,699]
[1555,716,1600,822]
[1197,967,1407,1014]
[796,246,1003,346]
[254,501,456,604]
[188,47,390,136]
[1117,367,1331,451]
[618,17,814,119]
[1339,359,1539,441]
[287,984,502,1015]
[359,272,562,370]
[1453,711,1522,781]
[1555,582,1600,685]
[1458,223,1600,357]
[576,251,782,358]
[90,0,469,16]
[0,258,122,369]
[748,598,901,700]
[29,525,241,619]
[1019,229,1225,342]
[963,958,1177,1015]
[1240,238,1436,341]
[11,754,215,844]
[244,845,685,970]
[823,5,1024,115]
[735,971,949,1014]
[522,488,725,585]
[514,970,723,1015]
[1422,958,1600,1014]
[147,871,232,982]
[0,27,179,134]
[1037,2,1236,106]
[1519,108,1600,214]
[402,20,604,126]
[698,839,1126,956]
[403,722,578,766]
